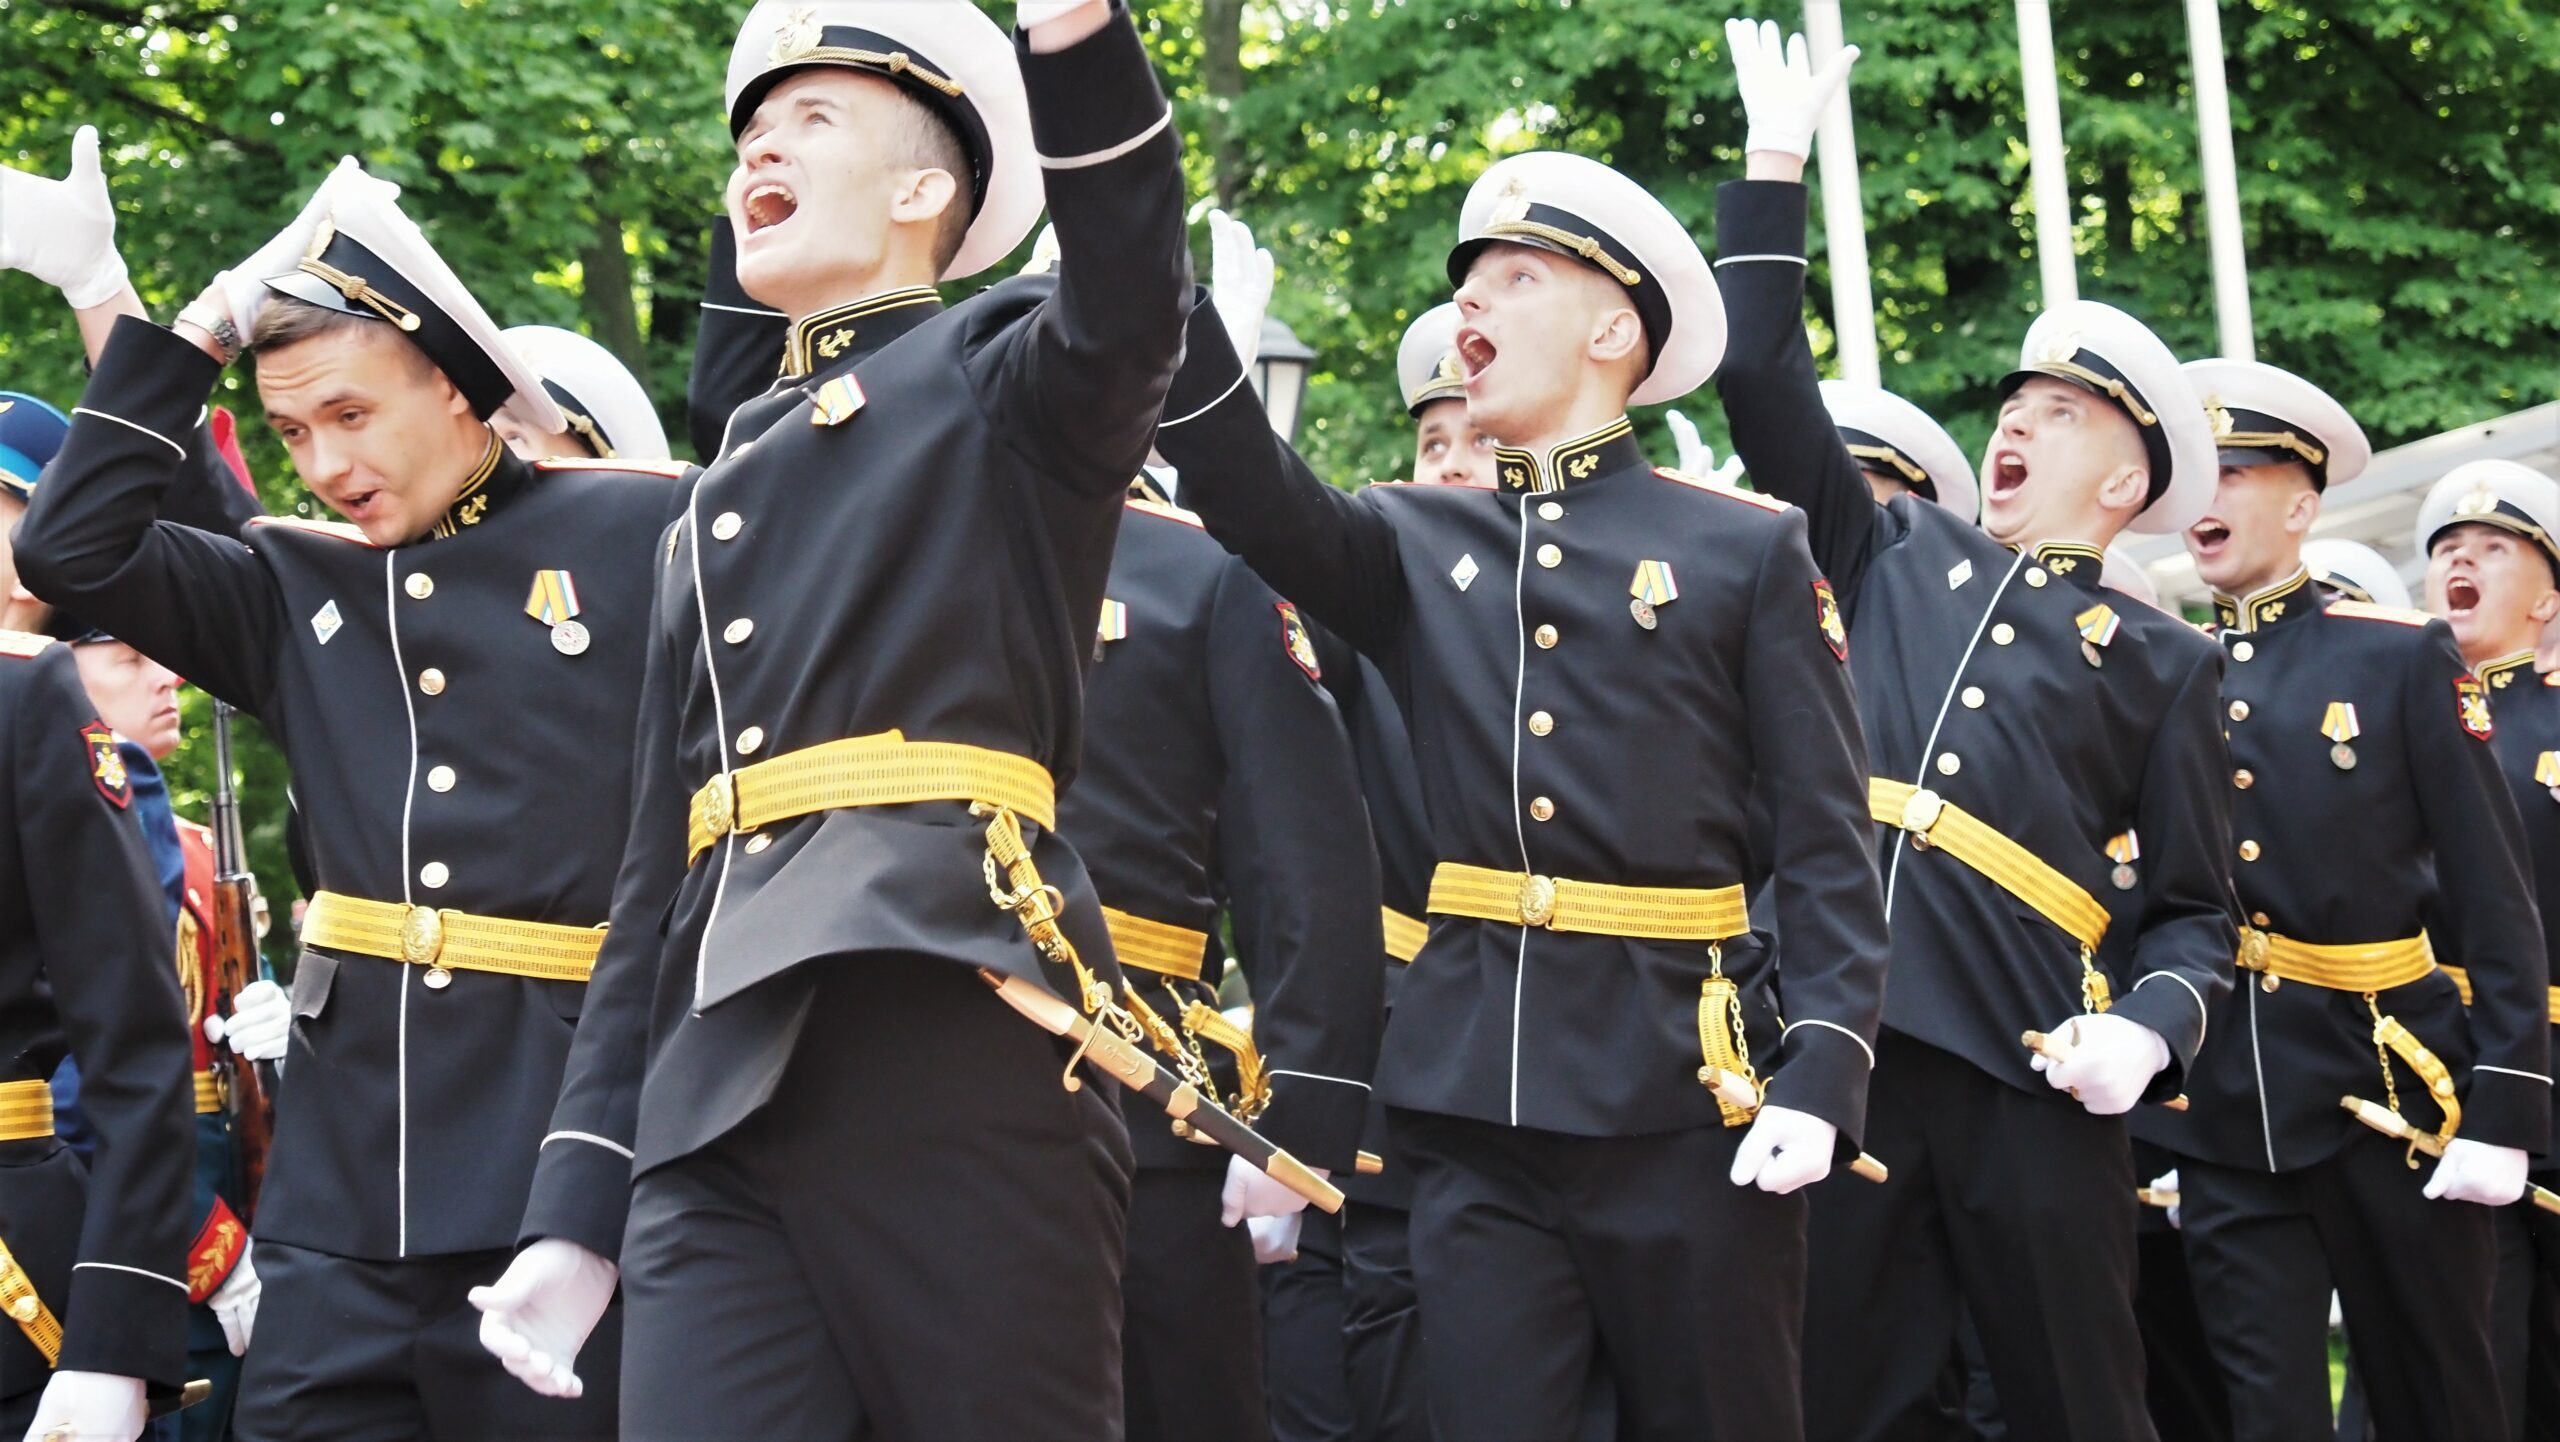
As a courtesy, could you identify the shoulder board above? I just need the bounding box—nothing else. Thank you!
[1365,477,1497,493]
[1124,497,1205,529]
[249,515,377,547]
[533,457,693,479]
[1653,467,1791,512]
[2325,600,2431,627]
[0,631,54,659]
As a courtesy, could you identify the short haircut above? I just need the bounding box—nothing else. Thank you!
[249,297,438,382]
[880,89,974,274]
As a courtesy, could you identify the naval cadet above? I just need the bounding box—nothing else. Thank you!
[480,3,1194,1436]
[2137,365,2547,1442]
[2304,537,2415,610]
[18,162,693,1441]
[1709,24,2238,1439]
[1156,59,1893,1438]
[1820,378,1978,519]
[2417,459,2560,1441]
[495,325,671,462]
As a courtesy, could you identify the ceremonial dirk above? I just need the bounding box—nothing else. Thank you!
[1702,1068,1890,1184]
[2341,1095,2560,1216]
[2021,1027,2190,1111]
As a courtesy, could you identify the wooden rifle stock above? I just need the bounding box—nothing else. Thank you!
[209,704,273,1220]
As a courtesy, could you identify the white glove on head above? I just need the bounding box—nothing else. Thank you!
[470,1238,620,1400]
[2424,1138,2531,1208]
[1245,1212,1303,1264]
[1220,1152,1316,1226]
[1206,209,1275,377]
[208,1239,261,1357]
[1728,1103,1837,1194]
[1724,17,1860,162]
[221,979,291,1065]
[0,126,130,308]
[18,1369,147,1442]
[214,155,371,337]
[2030,1013,2170,1115]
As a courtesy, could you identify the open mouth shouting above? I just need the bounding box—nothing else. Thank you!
[742,180,800,236]
[1456,326,1498,388]
[2444,572,2483,617]
[1985,448,2030,507]
[2187,516,2232,562]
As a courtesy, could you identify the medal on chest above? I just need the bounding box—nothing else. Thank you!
[2321,702,2360,770]
[526,569,588,656]
[1629,559,1678,631]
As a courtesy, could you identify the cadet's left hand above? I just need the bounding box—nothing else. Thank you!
[1728,1104,1836,1193]
[1724,18,1859,163]
[0,125,130,309]
[1663,411,1748,487]
[2424,1138,2531,1208]
[2030,1013,2168,1116]
[1206,209,1274,375]
[207,1239,260,1356]
[1245,1213,1303,1264]
[470,1239,619,1400]
[18,1369,146,1442]
[1220,1153,1320,1226]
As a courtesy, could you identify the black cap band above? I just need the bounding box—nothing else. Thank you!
[1997,353,2173,507]
[1449,201,1673,361]
[266,230,513,421]
[2211,404,2328,488]
[732,28,991,216]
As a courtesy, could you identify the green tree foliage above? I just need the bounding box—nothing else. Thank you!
[6,0,2558,906]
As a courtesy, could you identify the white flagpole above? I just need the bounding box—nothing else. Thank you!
[1803,0,1878,386]
[2186,0,2255,360]
[2015,0,2078,306]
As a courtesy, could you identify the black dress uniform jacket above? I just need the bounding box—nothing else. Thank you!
[521,6,1190,1258]
[2139,582,2547,1170]
[2479,650,2560,1163]
[1065,497,1382,1172]
[1155,293,1889,1147]
[18,320,690,1260]
[1714,179,2237,1093]
[0,638,192,1401]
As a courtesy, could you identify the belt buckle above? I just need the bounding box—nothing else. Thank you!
[401,905,453,990]
[701,772,738,841]
[2238,927,2278,993]
[1900,787,1946,851]
[1517,874,1559,929]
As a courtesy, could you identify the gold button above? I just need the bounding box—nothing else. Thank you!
[1529,796,1555,821]
[427,765,456,793]
[1535,624,1558,649]
[2234,768,2254,789]
[2251,911,2271,927]
[736,725,765,756]
[1538,502,1564,521]
[2238,840,2261,862]
[744,834,774,855]
[2228,700,2250,722]
[712,511,744,541]
[1936,752,1961,776]
[419,861,450,889]
[1529,710,1554,736]
[2232,641,2255,662]
[2026,568,2048,588]
[724,618,755,645]
[1536,544,1562,569]
[405,573,434,600]
[1991,623,2015,645]
[418,668,446,696]
[1961,686,1985,709]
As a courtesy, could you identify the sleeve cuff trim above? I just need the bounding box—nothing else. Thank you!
[1160,366,1249,430]
[73,1262,188,1293]
[71,406,188,460]
[701,302,784,318]
[1268,1069,1371,1092]
[2129,971,2209,1047]
[542,1129,638,1160]
[1782,1017,1876,1069]
[2474,1065,2553,1085]
[1039,110,1173,171]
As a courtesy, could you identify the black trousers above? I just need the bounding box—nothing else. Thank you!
[1125,1165,1268,1442]
[2183,1131,2501,1442]
[2485,1175,2560,1442]
[1343,1202,1435,1442]
[1390,1107,1805,1442]
[1801,1032,2150,1442]
[618,960,1133,1442]
[1263,1204,1355,1442]
[233,1242,620,1441]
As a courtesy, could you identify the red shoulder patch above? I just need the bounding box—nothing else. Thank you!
[2455,674,2495,741]
[1814,578,1848,661]
[82,722,131,809]
[1277,601,1321,682]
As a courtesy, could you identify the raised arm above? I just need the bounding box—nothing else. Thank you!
[968,0,1193,497]
[685,218,785,460]
[1205,556,1384,1173]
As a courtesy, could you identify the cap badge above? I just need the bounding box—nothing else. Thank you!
[1434,352,1463,384]
[772,6,823,62]
[2321,701,2360,770]
[1491,194,1532,228]
[2457,481,2500,518]
[2455,674,2495,742]
[2205,396,2235,439]
[2035,331,2082,367]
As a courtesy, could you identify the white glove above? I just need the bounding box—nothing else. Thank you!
[18,1370,147,1442]
[2424,1138,2531,1208]
[1020,222,1061,277]
[1727,1103,1837,1194]
[1018,0,1110,37]
[219,979,291,1064]
[208,1239,260,1357]
[1206,208,1275,374]
[2148,1168,2182,1230]
[1663,411,1748,486]
[1245,1212,1303,1264]
[212,155,368,336]
[0,126,129,308]
[1220,1153,1316,1226]
[470,1239,620,1400]
[1724,18,1860,161]
[2030,1013,2169,1116]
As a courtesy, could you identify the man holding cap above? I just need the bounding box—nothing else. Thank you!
[1152,31,1890,1438]
[19,160,694,1439]
[2130,366,2546,1441]
[1709,21,2238,1438]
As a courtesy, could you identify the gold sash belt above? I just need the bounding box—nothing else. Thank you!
[1381,906,1427,964]
[1101,907,1211,983]
[1426,862,1748,941]
[2237,928,2435,994]
[1869,779,2110,954]
[687,730,1056,862]
[302,891,603,984]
